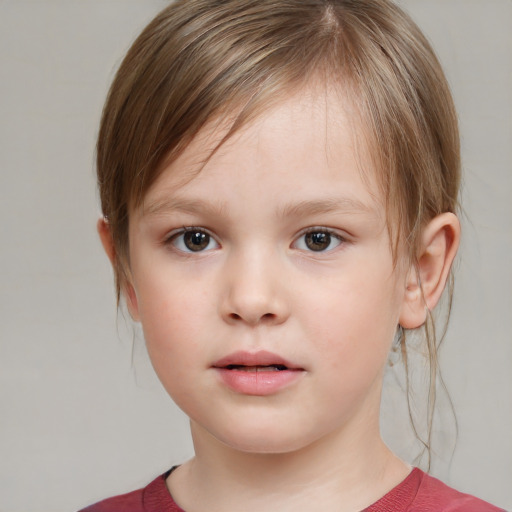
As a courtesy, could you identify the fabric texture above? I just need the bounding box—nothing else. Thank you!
[79,467,505,512]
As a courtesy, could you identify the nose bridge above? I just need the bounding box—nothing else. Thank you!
[221,242,289,326]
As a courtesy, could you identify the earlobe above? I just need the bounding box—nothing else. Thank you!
[97,217,140,321]
[399,212,460,329]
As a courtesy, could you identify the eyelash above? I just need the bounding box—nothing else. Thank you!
[293,228,345,253]
[164,227,346,254]
[165,227,219,253]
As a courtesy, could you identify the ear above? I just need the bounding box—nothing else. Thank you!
[97,217,116,264]
[97,218,140,321]
[399,212,460,329]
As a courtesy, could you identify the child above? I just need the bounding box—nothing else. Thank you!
[82,0,505,510]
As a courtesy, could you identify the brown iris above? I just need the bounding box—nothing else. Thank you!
[304,232,331,252]
[183,231,210,251]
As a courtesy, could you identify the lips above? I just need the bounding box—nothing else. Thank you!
[223,364,288,372]
[213,350,302,370]
[212,350,305,395]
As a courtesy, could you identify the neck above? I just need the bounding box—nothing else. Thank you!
[168,412,409,512]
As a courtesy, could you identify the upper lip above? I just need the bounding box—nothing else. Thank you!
[212,350,303,370]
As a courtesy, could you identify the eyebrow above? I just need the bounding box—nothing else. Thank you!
[142,197,227,218]
[142,196,375,219]
[277,197,376,219]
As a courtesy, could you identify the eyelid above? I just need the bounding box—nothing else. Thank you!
[292,226,348,252]
[164,226,220,253]
[164,225,212,238]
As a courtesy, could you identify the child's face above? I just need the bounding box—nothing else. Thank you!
[126,87,411,454]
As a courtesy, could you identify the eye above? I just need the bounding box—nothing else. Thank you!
[168,228,219,253]
[294,229,343,252]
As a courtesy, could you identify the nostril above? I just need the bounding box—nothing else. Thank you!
[227,311,275,324]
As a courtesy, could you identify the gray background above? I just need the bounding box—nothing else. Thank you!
[0,1,510,511]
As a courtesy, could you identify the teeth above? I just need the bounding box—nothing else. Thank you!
[226,365,286,372]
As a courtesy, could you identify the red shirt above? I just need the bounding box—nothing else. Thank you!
[79,467,505,512]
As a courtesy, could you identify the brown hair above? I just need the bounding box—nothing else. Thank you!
[97,0,460,465]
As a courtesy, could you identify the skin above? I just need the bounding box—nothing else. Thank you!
[99,86,460,512]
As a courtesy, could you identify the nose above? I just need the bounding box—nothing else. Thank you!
[219,248,290,327]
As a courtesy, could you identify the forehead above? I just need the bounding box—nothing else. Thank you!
[139,86,383,218]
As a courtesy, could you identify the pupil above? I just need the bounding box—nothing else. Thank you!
[184,231,209,251]
[306,232,330,251]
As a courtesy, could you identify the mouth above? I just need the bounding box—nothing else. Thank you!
[212,351,305,396]
[212,350,303,372]
[223,364,289,372]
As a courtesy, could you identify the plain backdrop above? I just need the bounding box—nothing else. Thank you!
[0,1,511,511]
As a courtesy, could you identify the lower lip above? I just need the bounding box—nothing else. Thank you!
[215,367,304,396]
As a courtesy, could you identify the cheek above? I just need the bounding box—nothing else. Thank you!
[302,270,401,372]
[134,274,210,366]
[138,293,209,414]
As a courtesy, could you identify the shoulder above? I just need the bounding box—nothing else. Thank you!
[78,487,145,512]
[77,470,182,512]
[412,470,506,512]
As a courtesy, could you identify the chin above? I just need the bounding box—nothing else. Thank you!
[206,419,324,455]
[223,436,300,454]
